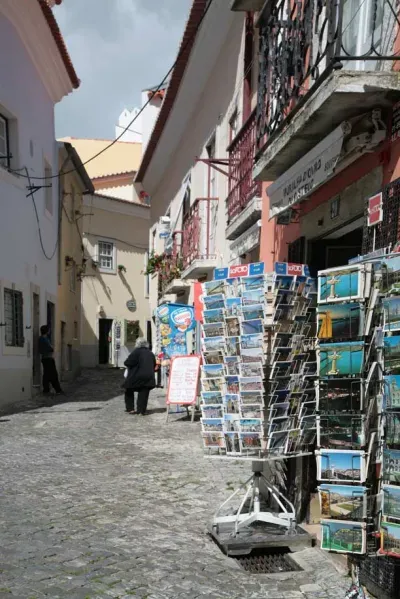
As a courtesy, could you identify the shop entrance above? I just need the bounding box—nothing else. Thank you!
[307,228,363,277]
[98,318,113,365]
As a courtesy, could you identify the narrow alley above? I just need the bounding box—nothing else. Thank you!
[0,370,349,599]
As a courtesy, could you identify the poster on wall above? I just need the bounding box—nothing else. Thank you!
[157,303,196,357]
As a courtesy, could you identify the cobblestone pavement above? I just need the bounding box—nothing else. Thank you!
[0,369,350,599]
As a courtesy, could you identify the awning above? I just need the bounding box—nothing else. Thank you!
[267,121,351,219]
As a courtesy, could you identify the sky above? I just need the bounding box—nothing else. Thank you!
[55,0,192,140]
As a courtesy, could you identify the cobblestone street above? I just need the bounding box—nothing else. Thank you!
[0,370,350,599]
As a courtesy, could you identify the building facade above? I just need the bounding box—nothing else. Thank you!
[0,0,78,409]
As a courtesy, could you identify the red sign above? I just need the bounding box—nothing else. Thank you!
[229,264,249,278]
[287,263,305,276]
[367,192,383,227]
[193,282,204,323]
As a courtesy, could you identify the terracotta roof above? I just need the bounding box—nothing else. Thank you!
[38,0,80,89]
[60,137,142,180]
[135,0,207,182]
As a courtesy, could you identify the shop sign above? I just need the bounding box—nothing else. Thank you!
[349,247,387,265]
[275,262,310,276]
[157,303,196,358]
[214,262,265,281]
[126,299,137,312]
[166,355,200,406]
[267,122,350,219]
[193,282,204,323]
[367,192,383,227]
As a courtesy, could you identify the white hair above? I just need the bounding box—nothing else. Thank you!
[135,337,149,349]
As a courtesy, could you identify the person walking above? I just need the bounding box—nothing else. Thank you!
[123,338,156,415]
[39,325,63,395]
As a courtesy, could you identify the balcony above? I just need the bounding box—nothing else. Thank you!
[230,0,264,10]
[226,109,262,240]
[158,232,189,300]
[254,0,400,181]
[181,198,218,280]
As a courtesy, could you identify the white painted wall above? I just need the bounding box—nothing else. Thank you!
[96,184,134,202]
[115,107,142,143]
[0,13,65,409]
[141,90,163,153]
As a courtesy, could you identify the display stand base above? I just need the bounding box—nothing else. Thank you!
[165,403,196,423]
[209,461,314,556]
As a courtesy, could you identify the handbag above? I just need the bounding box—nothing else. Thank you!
[124,368,128,379]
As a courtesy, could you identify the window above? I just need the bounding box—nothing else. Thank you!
[0,114,9,168]
[73,321,78,340]
[4,288,24,347]
[70,261,76,292]
[182,175,192,219]
[98,240,114,270]
[229,111,238,144]
[44,160,53,215]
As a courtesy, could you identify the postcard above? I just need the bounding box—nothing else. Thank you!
[225,278,241,299]
[240,391,264,405]
[241,319,264,335]
[241,333,263,349]
[225,375,240,394]
[202,433,225,449]
[382,485,400,521]
[383,375,400,410]
[299,401,317,418]
[203,293,225,310]
[242,275,265,291]
[223,413,240,432]
[317,379,362,413]
[285,429,301,454]
[242,289,265,306]
[201,391,223,405]
[201,418,224,432]
[202,322,226,338]
[317,415,364,450]
[203,350,224,365]
[319,342,364,377]
[317,303,364,341]
[225,316,241,337]
[383,448,400,484]
[269,402,289,419]
[242,304,265,321]
[239,362,264,378]
[241,347,264,363]
[267,430,288,453]
[275,275,294,291]
[319,484,367,519]
[383,297,400,333]
[269,415,293,434]
[317,449,366,483]
[301,428,317,446]
[226,336,241,356]
[224,432,241,454]
[223,394,240,414]
[380,521,400,556]
[240,433,262,450]
[202,336,226,352]
[321,520,366,554]
[201,364,225,379]
[224,356,240,375]
[225,297,242,317]
[203,280,226,296]
[386,412,400,446]
[239,418,263,433]
[240,404,264,419]
[201,377,225,393]
[201,405,223,419]
[381,255,400,295]
[203,308,225,324]
[318,265,370,304]
[384,335,400,374]
[240,376,263,392]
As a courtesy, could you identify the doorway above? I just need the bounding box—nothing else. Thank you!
[47,301,55,344]
[60,321,66,376]
[99,318,113,365]
[146,320,152,350]
[307,228,363,277]
[32,293,41,386]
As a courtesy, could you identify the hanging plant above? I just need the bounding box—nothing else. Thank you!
[65,255,73,266]
[118,264,127,274]
[144,252,166,275]
[92,260,98,269]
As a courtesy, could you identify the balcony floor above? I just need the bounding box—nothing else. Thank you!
[226,195,262,241]
[164,278,190,295]
[181,258,217,280]
[254,70,400,181]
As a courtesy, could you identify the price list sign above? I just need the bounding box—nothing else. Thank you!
[167,355,201,406]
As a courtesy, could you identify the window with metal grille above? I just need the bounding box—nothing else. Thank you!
[0,114,9,168]
[4,288,24,347]
[362,179,400,254]
[44,161,53,215]
[288,236,306,264]
[98,241,114,270]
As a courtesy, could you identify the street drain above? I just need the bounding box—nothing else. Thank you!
[233,548,302,574]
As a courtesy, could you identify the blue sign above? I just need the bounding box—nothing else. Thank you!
[157,303,196,358]
[275,262,310,276]
[213,262,265,281]
[159,231,170,238]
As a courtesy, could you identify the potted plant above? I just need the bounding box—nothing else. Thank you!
[144,252,166,275]
[118,264,127,274]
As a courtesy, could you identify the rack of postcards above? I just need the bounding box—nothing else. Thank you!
[199,262,318,459]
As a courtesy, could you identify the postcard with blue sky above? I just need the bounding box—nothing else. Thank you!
[383,297,400,332]
[319,484,367,520]
[317,449,365,483]
[321,520,366,554]
[383,375,400,410]
[317,303,364,340]
[319,342,364,377]
[318,266,364,303]
[384,335,400,374]
[382,485,400,521]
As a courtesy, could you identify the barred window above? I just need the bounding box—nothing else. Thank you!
[98,241,114,270]
[4,288,24,347]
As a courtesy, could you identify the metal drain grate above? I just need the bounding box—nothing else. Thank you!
[234,548,302,574]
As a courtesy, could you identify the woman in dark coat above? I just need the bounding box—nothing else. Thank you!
[123,338,156,415]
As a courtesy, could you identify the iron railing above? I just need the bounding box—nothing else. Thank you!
[227,108,262,223]
[256,0,399,152]
[158,232,184,297]
[182,198,218,270]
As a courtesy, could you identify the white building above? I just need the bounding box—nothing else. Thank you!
[0,0,78,409]
[135,0,260,351]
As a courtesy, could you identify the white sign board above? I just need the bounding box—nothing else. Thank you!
[166,355,200,406]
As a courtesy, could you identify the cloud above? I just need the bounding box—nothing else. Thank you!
[55,0,192,139]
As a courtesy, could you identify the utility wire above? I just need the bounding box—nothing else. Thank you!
[11,0,216,182]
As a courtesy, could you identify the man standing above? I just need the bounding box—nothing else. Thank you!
[39,325,63,395]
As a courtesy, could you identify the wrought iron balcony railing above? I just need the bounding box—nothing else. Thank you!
[227,108,262,223]
[182,198,218,270]
[256,0,399,152]
[158,232,184,297]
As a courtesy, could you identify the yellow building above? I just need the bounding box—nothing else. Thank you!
[56,142,94,381]
[62,138,150,367]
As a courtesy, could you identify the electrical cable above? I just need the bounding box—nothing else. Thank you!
[11,0,216,182]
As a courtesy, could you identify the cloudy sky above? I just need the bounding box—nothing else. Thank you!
[55,0,192,139]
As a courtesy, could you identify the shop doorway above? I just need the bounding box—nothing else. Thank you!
[98,318,113,365]
[307,228,363,277]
